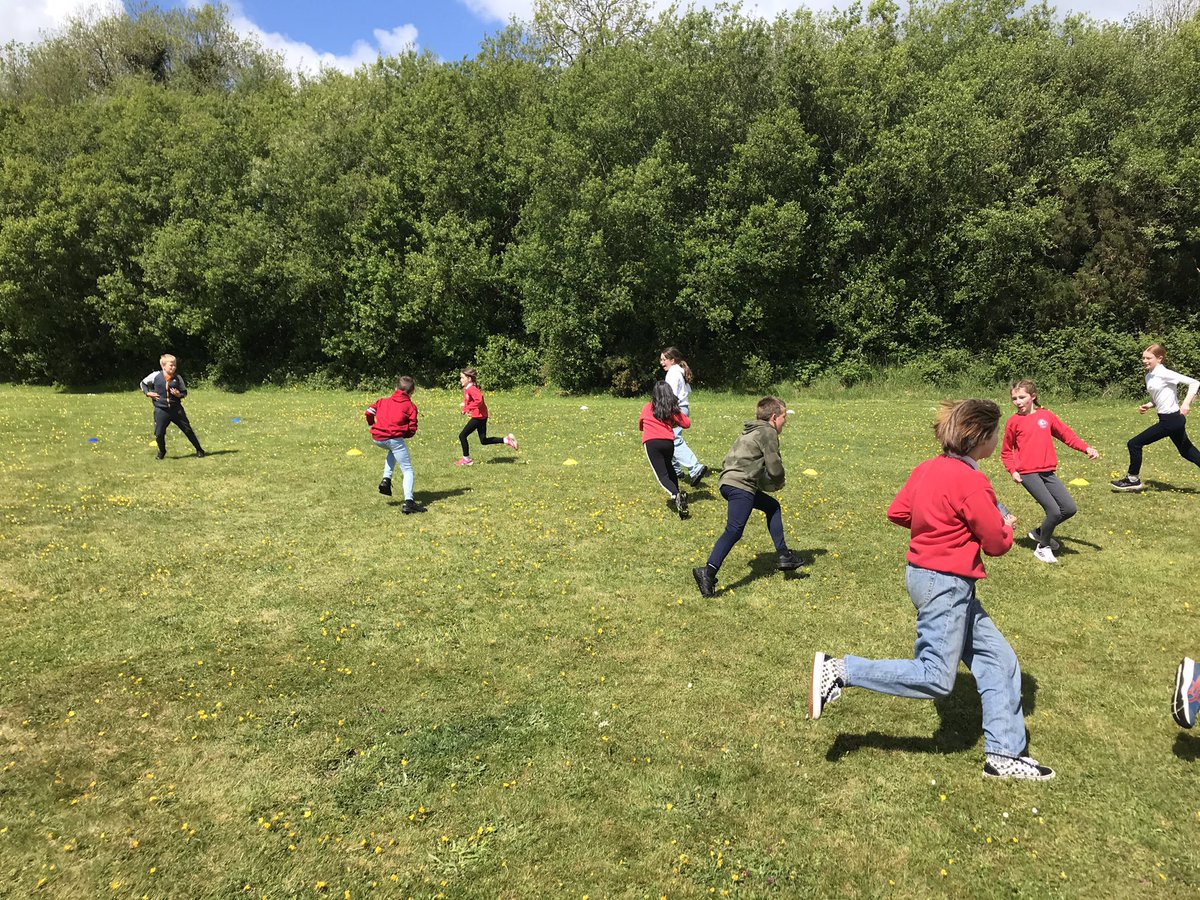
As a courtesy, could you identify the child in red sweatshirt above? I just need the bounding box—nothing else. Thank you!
[1001,379,1099,564]
[810,399,1055,781]
[456,367,518,466]
[639,381,692,519]
[365,376,424,514]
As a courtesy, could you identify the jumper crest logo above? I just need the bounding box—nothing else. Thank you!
[1037,417,1050,429]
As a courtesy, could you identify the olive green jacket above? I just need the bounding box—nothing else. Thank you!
[717,420,785,494]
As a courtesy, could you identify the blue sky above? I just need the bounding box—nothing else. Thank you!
[2,0,1164,71]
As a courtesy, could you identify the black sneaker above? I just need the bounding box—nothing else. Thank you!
[378,478,393,496]
[675,491,690,520]
[692,566,715,597]
[402,499,426,514]
[155,450,166,460]
[689,464,709,487]
[1110,475,1145,492]
[983,753,1056,781]
[809,652,844,720]
[195,450,207,458]
[778,549,809,570]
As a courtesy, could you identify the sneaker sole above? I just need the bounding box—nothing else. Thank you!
[1173,657,1196,729]
[1110,484,1145,492]
[809,652,826,720]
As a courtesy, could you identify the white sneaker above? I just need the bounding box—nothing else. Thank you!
[809,652,844,720]
[1033,545,1058,564]
[983,753,1055,781]
[504,434,519,451]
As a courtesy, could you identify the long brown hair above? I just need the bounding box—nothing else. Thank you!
[661,346,692,384]
[1010,379,1040,409]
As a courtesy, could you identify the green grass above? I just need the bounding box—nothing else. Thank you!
[1,384,1198,898]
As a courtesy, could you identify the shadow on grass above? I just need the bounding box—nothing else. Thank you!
[1017,533,1102,555]
[198,449,239,457]
[824,672,1039,761]
[1172,732,1200,761]
[398,487,473,508]
[484,456,520,464]
[719,549,828,592]
[1143,480,1200,495]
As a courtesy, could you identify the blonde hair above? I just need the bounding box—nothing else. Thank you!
[159,353,176,366]
[756,396,786,421]
[1010,379,1040,408]
[934,399,1000,456]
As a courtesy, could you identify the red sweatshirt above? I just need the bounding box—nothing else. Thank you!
[887,455,1013,580]
[638,402,690,442]
[1000,409,1089,475]
[365,390,418,440]
[461,384,488,419]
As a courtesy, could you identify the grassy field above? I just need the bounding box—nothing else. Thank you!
[1,383,1198,899]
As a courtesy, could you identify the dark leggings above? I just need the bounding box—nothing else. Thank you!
[154,405,203,454]
[1127,412,1200,476]
[643,438,680,496]
[1020,471,1076,544]
[706,484,786,572]
[459,417,504,456]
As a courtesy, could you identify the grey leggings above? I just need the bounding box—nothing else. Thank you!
[1020,471,1076,544]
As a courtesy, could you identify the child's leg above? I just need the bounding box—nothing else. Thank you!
[644,439,680,496]
[671,425,701,478]
[1021,472,1076,543]
[705,485,755,571]
[392,438,415,500]
[1165,415,1200,469]
[373,439,397,480]
[476,418,505,447]
[170,407,204,452]
[153,407,170,454]
[960,598,1027,758]
[458,419,481,457]
[1127,418,1171,475]
[752,491,787,550]
[843,566,971,700]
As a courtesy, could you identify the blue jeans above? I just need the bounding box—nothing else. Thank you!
[374,438,414,500]
[706,484,786,571]
[672,404,702,478]
[843,565,1027,757]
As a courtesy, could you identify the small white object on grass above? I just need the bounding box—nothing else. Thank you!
[580,405,589,410]
[787,409,796,415]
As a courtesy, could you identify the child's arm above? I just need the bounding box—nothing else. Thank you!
[961,487,1013,557]
[404,403,418,437]
[1168,368,1200,415]
[171,375,187,399]
[760,435,785,491]
[999,418,1021,482]
[365,401,378,427]
[675,410,691,429]
[1049,413,1097,458]
[886,480,913,528]
[140,372,160,400]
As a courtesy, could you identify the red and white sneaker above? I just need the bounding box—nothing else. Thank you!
[455,456,474,466]
[504,434,519,451]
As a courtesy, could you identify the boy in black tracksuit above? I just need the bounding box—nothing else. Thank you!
[140,354,205,459]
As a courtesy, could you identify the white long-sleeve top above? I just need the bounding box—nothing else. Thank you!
[664,364,691,407]
[1146,363,1199,414]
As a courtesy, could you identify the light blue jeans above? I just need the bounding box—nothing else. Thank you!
[374,438,414,500]
[672,403,702,478]
[843,565,1027,757]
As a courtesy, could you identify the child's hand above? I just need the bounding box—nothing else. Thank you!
[1139,403,1153,414]
[146,391,161,400]
[169,388,181,397]
[1182,402,1192,416]
[1085,446,1100,460]
[1010,471,1022,483]
[1002,513,1017,528]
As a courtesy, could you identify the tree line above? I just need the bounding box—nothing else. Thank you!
[1,0,1198,393]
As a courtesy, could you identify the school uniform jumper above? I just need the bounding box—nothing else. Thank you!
[639,403,690,496]
[459,384,504,457]
[366,390,419,499]
[1001,409,1089,546]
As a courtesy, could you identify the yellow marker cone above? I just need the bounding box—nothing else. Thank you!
[803,468,819,477]
[563,458,578,466]
[346,448,363,457]
[1068,477,1089,486]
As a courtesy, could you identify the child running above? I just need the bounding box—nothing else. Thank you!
[1173,656,1200,729]
[810,399,1055,781]
[140,353,206,459]
[660,347,708,486]
[691,397,807,598]
[1111,343,1200,492]
[365,376,425,514]
[1001,379,1099,563]
[639,381,692,519]
[456,367,518,466]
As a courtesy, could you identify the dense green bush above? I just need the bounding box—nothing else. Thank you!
[474,335,542,390]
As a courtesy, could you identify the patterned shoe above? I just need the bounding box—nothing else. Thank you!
[809,652,844,720]
[674,491,690,520]
[983,753,1056,781]
[1173,657,1199,729]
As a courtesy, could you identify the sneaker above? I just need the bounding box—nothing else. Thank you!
[1172,657,1199,729]
[155,450,166,460]
[674,491,690,520]
[689,464,709,487]
[402,499,426,515]
[378,478,392,496]
[809,652,844,720]
[1110,475,1145,492]
[1033,545,1058,564]
[504,434,519,451]
[692,566,716,597]
[778,548,809,570]
[195,450,207,458]
[1027,530,1060,552]
[455,456,474,466]
[983,753,1056,781]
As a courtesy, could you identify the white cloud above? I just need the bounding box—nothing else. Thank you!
[189,1,419,74]
[0,0,122,46]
